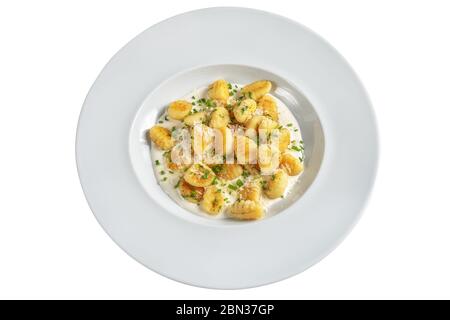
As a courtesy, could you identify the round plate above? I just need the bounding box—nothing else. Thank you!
[76,7,378,289]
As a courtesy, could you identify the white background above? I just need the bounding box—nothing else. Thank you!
[0,0,449,300]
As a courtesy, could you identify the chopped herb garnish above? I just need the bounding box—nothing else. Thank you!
[212,176,218,185]
[165,116,169,121]
[174,179,181,188]
[227,83,232,90]
[287,123,293,127]
[261,180,268,190]
[160,170,165,175]
[158,120,163,124]
[155,160,160,166]
[201,171,209,179]
[228,184,238,191]
[212,165,223,174]
[168,171,174,174]
[162,177,167,182]
[236,179,244,187]
[291,146,302,152]
[242,170,250,178]
[191,96,195,99]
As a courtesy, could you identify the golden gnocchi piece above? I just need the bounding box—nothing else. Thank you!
[234,135,258,164]
[244,164,260,175]
[148,126,174,150]
[211,164,243,180]
[278,128,291,152]
[209,106,230,128]
[280,153,304,176]
[258,144,280,174]
[183,111,207,126]
[239,181,261,201]
[258,117,278,131]
[208,79,229,102]
[200,185,225,215]
[263,169,288,199]
[228,200,264,220]
[258,95,278,121]
[183,163,216,187]
[179,178,204,203]
[242,80,272,100]
[191,124,214,154]
[214,126,233,156]
[233,99,257,123]
[167,100,192,120]
[245,115,265,130]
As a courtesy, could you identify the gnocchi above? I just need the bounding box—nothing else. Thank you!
[243,164,260,175]
[245,115,265,130]
[263,169,288,199]
[229,200,264,220]
[148,126,174,150]
[258,95,278,121]
[148,79,304,220]
[184,111,207,126]
[233,99,257,123]
[179,178,204,203]
[241,80,272,100]
[211,164,243,180]
[280,153,304,176]
[258,144,280,175]
[258,117,278,131]
[214,126,233,156]
[234,135,258,164]
[200,185,225,215]
[239,180,261,201]
[168,100,192,120]
[278,128,291,152]
[183,163,216,187]
[208,79,229,102]
[209,106,230,128]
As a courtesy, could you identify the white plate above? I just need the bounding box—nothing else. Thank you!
[76,7,378,289]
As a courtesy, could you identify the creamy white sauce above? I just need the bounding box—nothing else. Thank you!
[150,83,304,220]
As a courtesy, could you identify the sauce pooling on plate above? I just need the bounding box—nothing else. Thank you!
[147,80,304,220]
